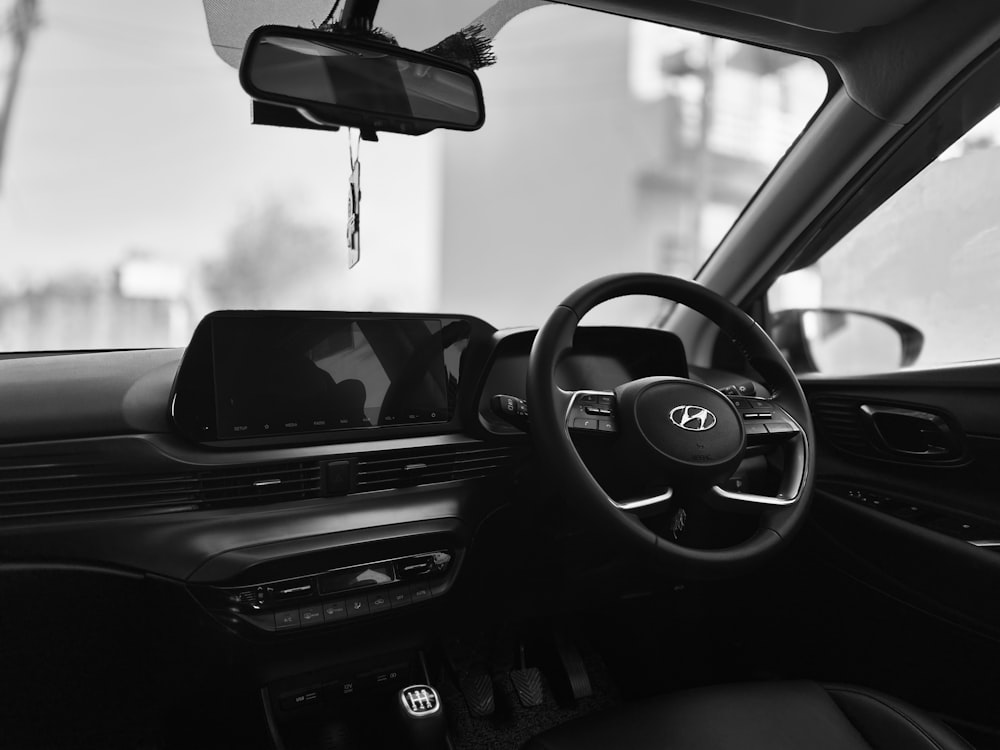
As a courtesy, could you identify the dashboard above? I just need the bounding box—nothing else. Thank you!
[170,311,689,447]
[1,310,782,740]
[0,311,695,642]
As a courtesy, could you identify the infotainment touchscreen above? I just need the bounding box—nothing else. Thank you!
[211,315,455,438]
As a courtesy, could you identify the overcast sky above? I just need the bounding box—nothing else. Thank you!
[0,0,445,309]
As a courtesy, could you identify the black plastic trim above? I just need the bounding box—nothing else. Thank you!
[188,518,465,584]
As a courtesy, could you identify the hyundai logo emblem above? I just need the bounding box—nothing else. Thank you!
[669,405,717,432]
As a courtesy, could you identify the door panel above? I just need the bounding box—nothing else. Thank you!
[800,360,1000,638]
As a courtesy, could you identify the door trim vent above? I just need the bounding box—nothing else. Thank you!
[809,396,869,455]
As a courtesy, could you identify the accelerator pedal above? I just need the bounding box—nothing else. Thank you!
[553,628,593,700]
[510,643,544,707]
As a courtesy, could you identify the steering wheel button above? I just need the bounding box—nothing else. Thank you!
[598,420,616,432]
[765,421,795,434]
[572,418,598,430]
[745,423,768,436]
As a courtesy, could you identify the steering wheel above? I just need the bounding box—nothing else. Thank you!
[526,273,815,578]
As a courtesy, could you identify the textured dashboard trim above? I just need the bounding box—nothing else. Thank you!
[0,349,181,442]
[0,478,488,581]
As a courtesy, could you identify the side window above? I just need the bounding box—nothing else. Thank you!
[769,105,1000,375]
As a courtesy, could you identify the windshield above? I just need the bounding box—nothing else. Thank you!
[0,0,826,350]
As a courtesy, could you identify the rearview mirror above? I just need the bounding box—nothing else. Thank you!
[239,25,486,138]
[771,308,924,375]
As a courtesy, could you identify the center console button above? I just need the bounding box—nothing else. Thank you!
[369,592,391,613]
[275,609,301,630]
[346,595,370,618]
[323,600,347,622]
[300,605,323,627]
[411,584,432,603]
[389,588,411,609]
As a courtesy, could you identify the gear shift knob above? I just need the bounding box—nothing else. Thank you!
[397,684,446,749]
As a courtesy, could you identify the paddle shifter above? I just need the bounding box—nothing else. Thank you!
[397,684,447,749]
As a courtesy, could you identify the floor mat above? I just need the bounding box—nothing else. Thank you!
[440,632,621,750]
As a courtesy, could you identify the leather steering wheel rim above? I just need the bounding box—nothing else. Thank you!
[526,273,816,578]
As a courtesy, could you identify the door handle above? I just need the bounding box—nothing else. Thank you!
[859,404,960,458]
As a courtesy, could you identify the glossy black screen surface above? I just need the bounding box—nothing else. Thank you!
[210,315,461,438]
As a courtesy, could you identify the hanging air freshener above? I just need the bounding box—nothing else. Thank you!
[347,128,361,268]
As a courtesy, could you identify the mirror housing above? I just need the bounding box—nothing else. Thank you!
[771,308,924,375]
[239,25,486,139]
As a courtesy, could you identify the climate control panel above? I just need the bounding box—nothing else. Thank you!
[195,550,456,634]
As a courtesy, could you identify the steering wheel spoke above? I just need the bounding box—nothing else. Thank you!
[564,389,619,435]
[610,486,673,512]
[711,404,808,511]
[708,483,798,509]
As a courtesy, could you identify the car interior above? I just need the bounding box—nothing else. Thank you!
[3,0,1000,749]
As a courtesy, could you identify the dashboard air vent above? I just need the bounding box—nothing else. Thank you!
[0,463,200,519]
[0,447,511,521]
[197,461,322,507]
[0,459,322,520]
[355,444,521,492]
[810,396,870,455]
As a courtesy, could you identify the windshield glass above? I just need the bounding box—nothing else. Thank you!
[0,0,826,350]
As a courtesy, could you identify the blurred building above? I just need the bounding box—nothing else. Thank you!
[0,252,191,351]
[438,7,826,326]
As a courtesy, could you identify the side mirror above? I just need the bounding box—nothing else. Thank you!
[771,308,924,375]
[239,25,486,138]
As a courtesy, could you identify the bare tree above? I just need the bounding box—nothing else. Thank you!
[202,199,342,309]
